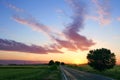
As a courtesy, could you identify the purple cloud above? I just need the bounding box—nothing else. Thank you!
[0,60,48,65]
[54,38,77,51]
[0,39,62,54]
[62,0,95,51]
[49,0,95,51]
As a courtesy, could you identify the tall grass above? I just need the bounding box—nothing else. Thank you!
[0,65,61,80]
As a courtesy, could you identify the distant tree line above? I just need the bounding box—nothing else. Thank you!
[48,60,65,66]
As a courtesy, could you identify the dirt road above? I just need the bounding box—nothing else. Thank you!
[60,66,114,80]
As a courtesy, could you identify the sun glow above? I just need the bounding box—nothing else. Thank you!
[73,59,87,65]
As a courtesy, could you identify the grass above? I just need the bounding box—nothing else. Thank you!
[0,65,61,80]
[2,64,119,80]
[68,64,120,80]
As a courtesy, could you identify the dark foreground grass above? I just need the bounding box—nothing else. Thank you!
[68,64,120,80]
[0,65,61,80]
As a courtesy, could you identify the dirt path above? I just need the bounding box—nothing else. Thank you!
[60,66,115,80]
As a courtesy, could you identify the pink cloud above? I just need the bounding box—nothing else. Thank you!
[117,17,120,21]
[91,0,111,25]
[12,16,51,35]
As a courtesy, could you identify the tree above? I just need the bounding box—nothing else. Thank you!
[48,60,54,65]
[61,62,65,65]
[55,61,60,65]
[87,48,116,71]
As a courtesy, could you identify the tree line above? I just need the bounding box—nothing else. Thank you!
[48,60,65,66]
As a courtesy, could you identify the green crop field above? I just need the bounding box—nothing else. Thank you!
[69,64,120,80]
[1,64,119,80]
[0,65,61,80]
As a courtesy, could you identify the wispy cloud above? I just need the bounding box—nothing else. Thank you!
[0,60,48,65]
[91,0,111,25]
[0,39,62,54]
[2,1,95,53]
[62,0,95,51]
[4,2,24,12]
[55,8,68,17]
[117,17,120,21]
[5,2,52,37]
[12,15,52,37]
[49,0,95,51]
[10,2,81,52]
[54,38,77,51]
[56,9,65,14]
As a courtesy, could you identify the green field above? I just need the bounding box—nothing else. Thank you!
[69,65,120,80]
[0,65,61,80]
[1,65,119,80]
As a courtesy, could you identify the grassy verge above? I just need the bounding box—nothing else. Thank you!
[42,65,61,80]
[0,65,61,80]
[68,65,120,80]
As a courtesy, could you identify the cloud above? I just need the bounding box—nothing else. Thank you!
[54,38,77,51]
[12,15,65,45]
[9,3,79,51]
[4,1,95,52]
[61,0,95,51]
[56,9,65,14]
[46,0,95,51]
[12,15,52,36]
[117,17,120,21]
[4,2,24,12]
[91,0,111,25]
[0,39,62,54]
[0,60,48,65]
[56,8,68,17]
[4,2,52,38]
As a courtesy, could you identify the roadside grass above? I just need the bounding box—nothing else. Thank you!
[0,65,61,80]
[68,64,120,80]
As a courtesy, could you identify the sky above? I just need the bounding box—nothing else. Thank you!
[0,0,120,64]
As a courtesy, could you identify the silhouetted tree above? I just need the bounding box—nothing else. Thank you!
[87,48,116,71]
[61,62,65,65]
[55,61,60,65]
[48,60,54,65]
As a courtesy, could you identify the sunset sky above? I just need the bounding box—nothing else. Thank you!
[0,0,120,64]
